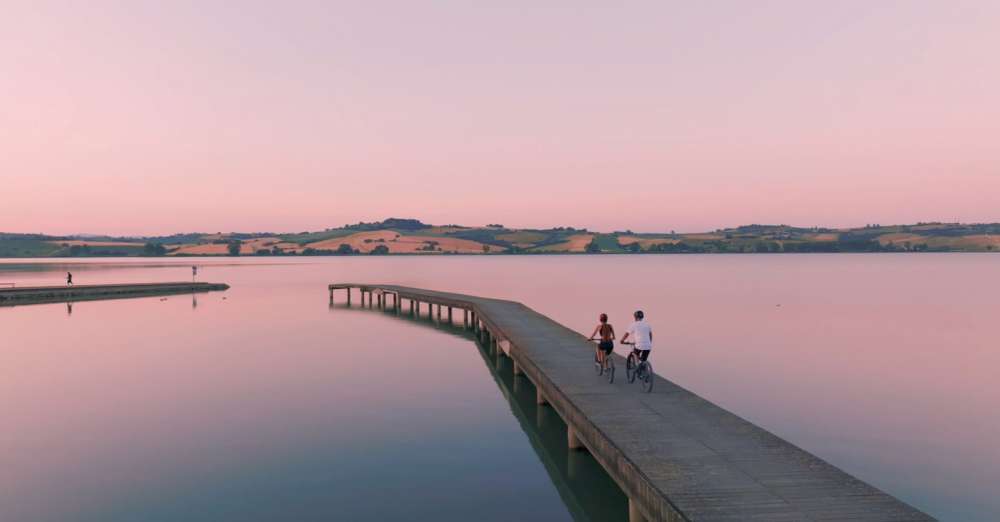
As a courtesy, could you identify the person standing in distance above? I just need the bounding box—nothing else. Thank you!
[621,310,652,362]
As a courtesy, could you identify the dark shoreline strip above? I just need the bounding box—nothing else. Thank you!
[0,282,229,306]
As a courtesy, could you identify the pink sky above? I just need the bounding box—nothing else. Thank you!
[2,1,998,235]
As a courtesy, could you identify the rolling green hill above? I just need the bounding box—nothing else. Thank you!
[1,221,997,257]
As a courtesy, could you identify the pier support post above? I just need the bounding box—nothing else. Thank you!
[447,306,452,324]
[437,304,442,320]
[346,288,351,305]
[463,309,469,327]
[568,450,586,480]
[628,499,647,522]
[536,389,547,405]
[513,359,523,376]
[567,426,584,450]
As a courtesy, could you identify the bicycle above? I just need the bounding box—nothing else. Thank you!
[622,341,653,393]
[590,339,615,384]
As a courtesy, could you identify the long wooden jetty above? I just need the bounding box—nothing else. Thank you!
[330,283,934,522]
[0,282,229,306]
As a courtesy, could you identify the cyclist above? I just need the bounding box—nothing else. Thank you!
[621,310,652,363]
[589,313,616,367]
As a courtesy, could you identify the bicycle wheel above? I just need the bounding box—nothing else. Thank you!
[640,362,654,393]
[626,353,637,383]
[606,356,615,384]
[594,351,603,376]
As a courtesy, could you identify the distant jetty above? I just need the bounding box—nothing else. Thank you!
[0,282,229,306]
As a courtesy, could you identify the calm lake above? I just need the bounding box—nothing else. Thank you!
[1,255,997,521]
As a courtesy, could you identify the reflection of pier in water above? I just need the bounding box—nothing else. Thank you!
[329,297,628,522]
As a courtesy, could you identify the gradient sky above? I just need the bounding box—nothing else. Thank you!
[3,1,998,235]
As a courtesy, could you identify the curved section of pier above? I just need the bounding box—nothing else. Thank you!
[330,283,934,522]
[0,282,230,306]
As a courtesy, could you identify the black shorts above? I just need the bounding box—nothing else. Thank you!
[598,340,614,353]
[632,348,650,362]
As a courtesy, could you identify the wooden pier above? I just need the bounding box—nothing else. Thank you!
[0,282,230,306]
[330,283,934,522]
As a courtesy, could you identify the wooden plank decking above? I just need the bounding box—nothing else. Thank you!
[330,283,934,522]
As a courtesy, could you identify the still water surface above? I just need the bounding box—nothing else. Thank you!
[1,255,997,521]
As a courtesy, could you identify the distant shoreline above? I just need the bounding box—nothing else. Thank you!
[2,219,997,257]
[1,250,996,260]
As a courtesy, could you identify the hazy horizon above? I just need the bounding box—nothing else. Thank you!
[4,1,999,235]
[5,217,999,239]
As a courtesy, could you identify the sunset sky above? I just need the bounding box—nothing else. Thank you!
[3,1,998,235]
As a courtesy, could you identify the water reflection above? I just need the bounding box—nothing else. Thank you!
[334,299,629,522]
[4,255,995,520]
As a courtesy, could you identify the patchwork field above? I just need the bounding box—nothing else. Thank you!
[877,233,927,246]
[532,234,594,252]
[497,231,547,244]
[306,230,500,254]
[169,244,233,255]
[617,235,680,248]
[2,221,997,257]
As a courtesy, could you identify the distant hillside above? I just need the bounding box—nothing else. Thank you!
[1,221,998,257]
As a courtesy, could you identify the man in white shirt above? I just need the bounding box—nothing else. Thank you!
[621,310,652,362]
